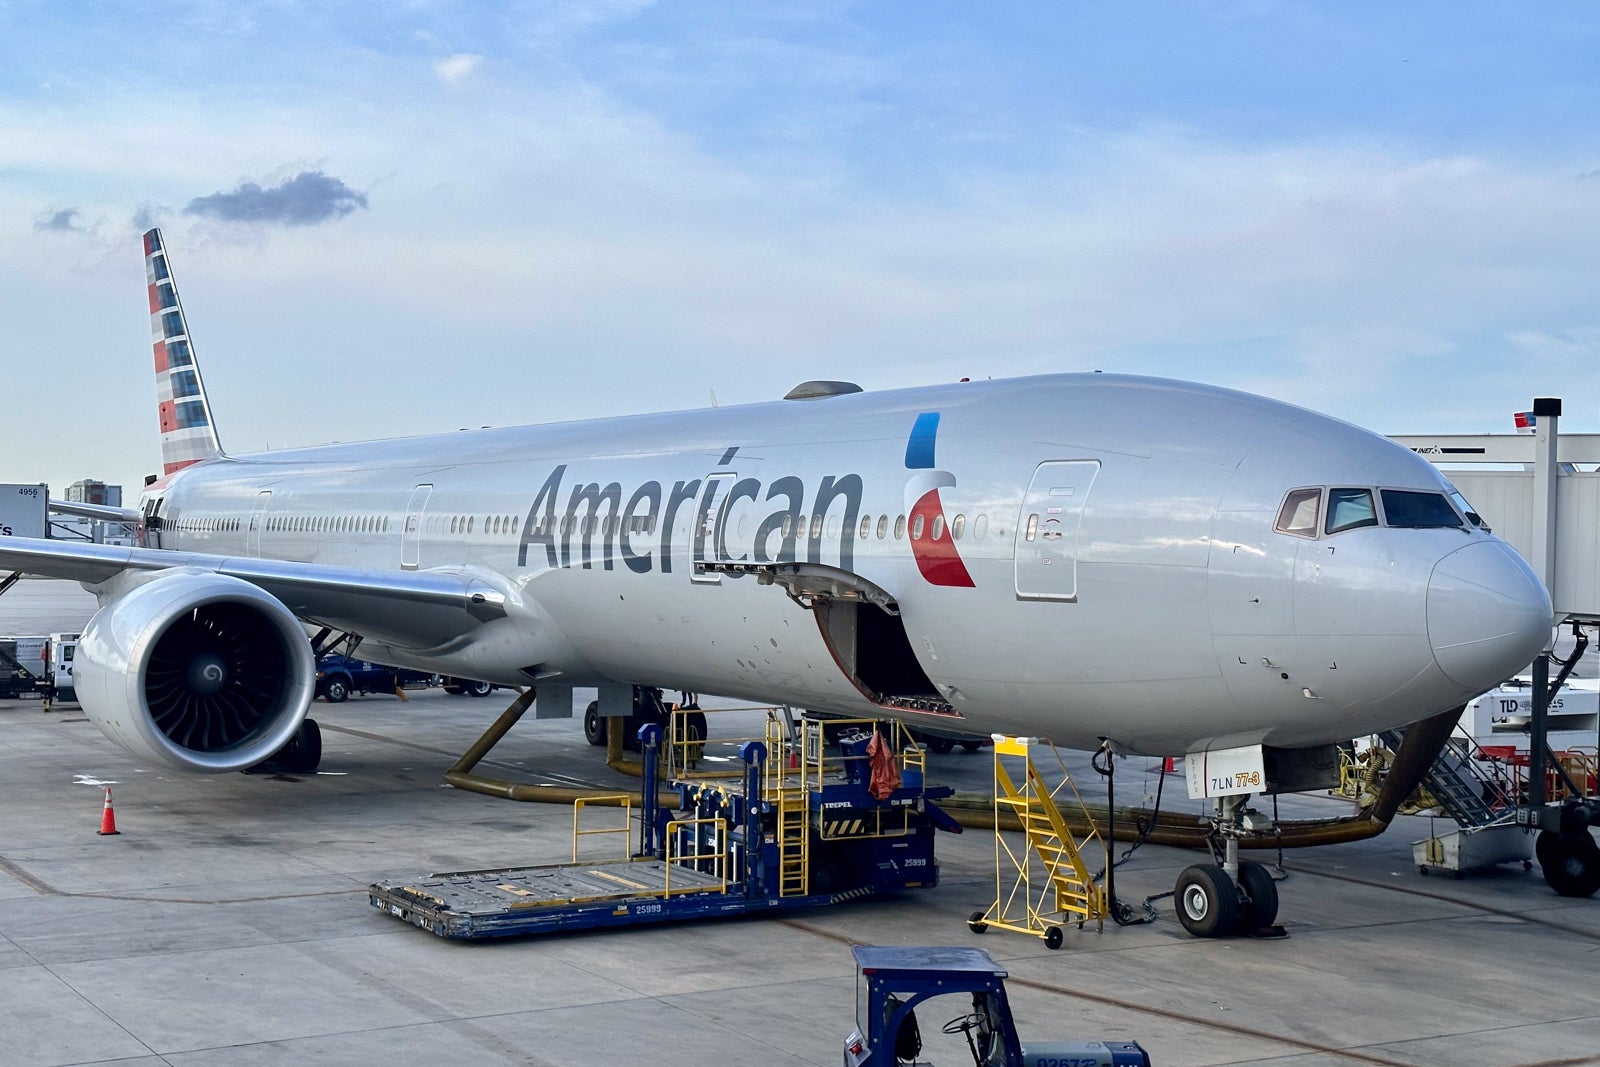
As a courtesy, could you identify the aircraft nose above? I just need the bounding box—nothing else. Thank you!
[1427,541,1552,688]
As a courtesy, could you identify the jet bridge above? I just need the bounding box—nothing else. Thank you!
[1393,398,1600,896]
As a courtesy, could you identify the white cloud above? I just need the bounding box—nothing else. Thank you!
[433,53,483,85]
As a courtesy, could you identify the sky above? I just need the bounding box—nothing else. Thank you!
[3,1,1600,496]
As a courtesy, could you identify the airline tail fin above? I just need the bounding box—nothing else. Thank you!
[144,228,224,475]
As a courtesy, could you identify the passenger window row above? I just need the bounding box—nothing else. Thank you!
[175,510,1005,545]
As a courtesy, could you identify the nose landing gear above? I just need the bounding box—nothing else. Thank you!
[1174,794,1285,939]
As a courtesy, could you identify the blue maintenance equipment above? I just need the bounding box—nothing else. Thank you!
[844,945,1151,1066]
[369,716,958,940]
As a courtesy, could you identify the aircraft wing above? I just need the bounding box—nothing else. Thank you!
[0,536,509,649]
[49,499,142,524]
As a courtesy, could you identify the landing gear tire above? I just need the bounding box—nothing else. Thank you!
[294,718,322,773]
[443,684,464,696]
[322,678,349,704]
[1539,831,1600,898]
[1235,859,1279,932]
[258,718,323,774]
[583,701,606,747]
[959,739,983,753]
[1176,864,1240,938]
[1043,926,1065,950]
[967,910,988,934]
[926,736,955,755]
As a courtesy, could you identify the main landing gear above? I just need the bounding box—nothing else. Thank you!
[1174,795,1283,939]
[248,718,323,775]
[1536,829,1600,898]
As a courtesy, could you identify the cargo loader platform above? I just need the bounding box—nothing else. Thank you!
[370,715,959,940]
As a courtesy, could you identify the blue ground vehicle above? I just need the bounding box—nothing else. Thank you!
[370,717,956,939]
[315,654,436,703]
[844,946,1150,1066]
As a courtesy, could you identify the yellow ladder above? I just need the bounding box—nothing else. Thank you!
[776,792,809,896]
[766,718,811,897]
[973,735,1106,947]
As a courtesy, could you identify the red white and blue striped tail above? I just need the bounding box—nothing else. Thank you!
[144,229,224,475]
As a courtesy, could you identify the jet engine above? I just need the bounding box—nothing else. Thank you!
[75,572,317,771]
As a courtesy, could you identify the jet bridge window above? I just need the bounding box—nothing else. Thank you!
[1274,488,1321,539]
[1325,488,1378,535]
[1380,489,1464,529]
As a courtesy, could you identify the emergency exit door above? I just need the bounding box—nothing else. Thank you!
[402,484,432,570]
[1014,461,1099,601]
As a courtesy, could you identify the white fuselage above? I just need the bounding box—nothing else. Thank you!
[140,374,1551,755]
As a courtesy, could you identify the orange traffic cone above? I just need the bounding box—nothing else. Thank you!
[97,785,121,836]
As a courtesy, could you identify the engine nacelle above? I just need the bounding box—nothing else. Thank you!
[76,572,317,771]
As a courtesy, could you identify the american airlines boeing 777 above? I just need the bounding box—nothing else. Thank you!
[0,230,1555,934]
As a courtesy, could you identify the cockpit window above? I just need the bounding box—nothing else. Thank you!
[1447,487,1489,531]
[1325,488,1378,534]
[1381,489,1465,529]
[1274,488,1322,539]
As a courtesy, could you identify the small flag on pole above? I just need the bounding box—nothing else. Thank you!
[1514,411,1536,433]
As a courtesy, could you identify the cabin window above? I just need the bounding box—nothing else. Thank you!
[1274,488,1322,539]
[974,514,988,540]
[1381,490,1464,529]
[1325,488,1378,535]
[894,515,906,540]
[859,515,871,540]
[910,515,925,540]
[951,513,965,539]
[876,515,888,539]
[931,515,945,540]
[1024,514,1039,542]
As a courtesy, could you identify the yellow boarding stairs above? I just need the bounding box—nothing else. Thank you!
[970,734,1108,948]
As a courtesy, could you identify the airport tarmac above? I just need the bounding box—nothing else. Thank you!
[3,579,1600,1066]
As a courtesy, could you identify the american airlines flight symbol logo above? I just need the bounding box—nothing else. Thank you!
[904,412,975,588]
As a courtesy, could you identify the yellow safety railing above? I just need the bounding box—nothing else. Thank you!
[571,794,631,863]
[662,817,729,897]
[660,704,778,780]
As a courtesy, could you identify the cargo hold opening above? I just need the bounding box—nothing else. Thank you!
[699,560,958,716]
[813,601,955,717]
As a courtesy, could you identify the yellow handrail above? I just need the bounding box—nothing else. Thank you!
[572,794,631,863]
[662,817,728,897]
